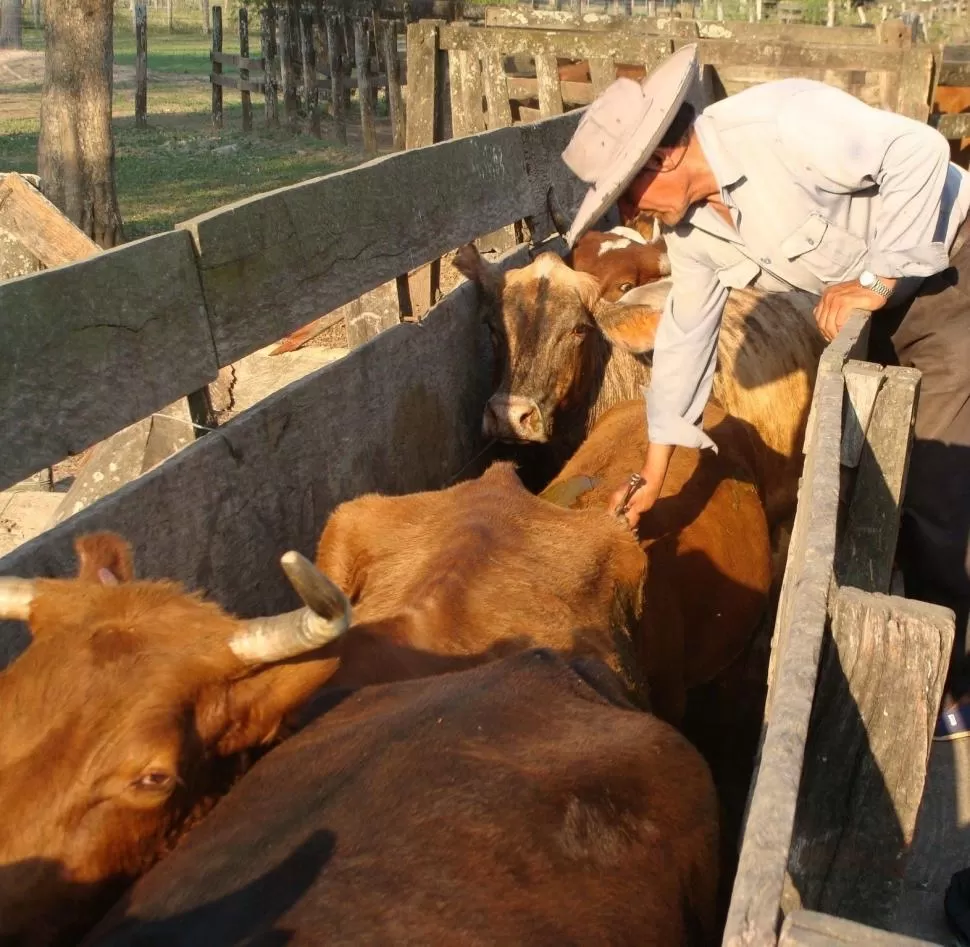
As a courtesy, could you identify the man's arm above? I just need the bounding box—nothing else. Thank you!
[610,239,728,527]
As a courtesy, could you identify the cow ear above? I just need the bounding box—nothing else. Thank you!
[453,243,504,298]
[200,658,341,757]
[593,302,663,354]
[74,532,135,584]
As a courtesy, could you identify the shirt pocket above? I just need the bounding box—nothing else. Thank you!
[715,258,762,289]
[780,213,867,283]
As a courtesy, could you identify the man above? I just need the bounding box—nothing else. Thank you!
[561,44,970,739]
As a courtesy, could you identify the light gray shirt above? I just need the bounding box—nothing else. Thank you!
[647,77,970,453]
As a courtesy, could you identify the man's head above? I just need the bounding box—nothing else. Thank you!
[562,45,703,247]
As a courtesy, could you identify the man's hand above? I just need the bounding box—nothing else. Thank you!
[610,475,663,530]
[608,441,675,531]
[813,277,896,342]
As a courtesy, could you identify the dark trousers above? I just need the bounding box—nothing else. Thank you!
[869,219,970,699]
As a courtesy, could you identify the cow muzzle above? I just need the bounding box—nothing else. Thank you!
[483,394,547,443]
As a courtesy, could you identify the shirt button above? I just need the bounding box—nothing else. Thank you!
[760,256,771,265]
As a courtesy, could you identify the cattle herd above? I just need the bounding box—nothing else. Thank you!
[0,223,826,946]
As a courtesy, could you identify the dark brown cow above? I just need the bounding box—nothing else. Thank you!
[82,649,721,947]
[566,226,671,301]
[0,535,351,947]
[453,246,824,537]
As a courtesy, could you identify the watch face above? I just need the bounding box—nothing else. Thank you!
[859,271,874,287]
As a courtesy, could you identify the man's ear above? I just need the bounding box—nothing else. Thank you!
[74,532,136,585]
[453,244,505,298]
[593,301,663,354]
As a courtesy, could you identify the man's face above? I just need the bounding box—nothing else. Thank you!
[618,144,692,228]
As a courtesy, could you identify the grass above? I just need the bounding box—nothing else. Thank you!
[0,13,386,241]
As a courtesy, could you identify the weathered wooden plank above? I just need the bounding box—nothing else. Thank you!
[834,366,920,595]
[209,73,266,94]
[724,369,846,947]
[725,313,871,947]
[0,231,218,492]
[780,909,943,946]
[211,51,265,71]
[534,52,564,116]
[261,4,279,129]
[0,243,540,671]
[404,19,441,318]
[135,3,148,129]
[325,14,347,145]
[178,127,534,366]
[894,47,934,121]
[518,110,585,242]
[381,21,406,151]
[0,173,100,268]
[933,111,970,139]
[516,104,543,122]
[354,18,377,154]
[938,59,970,85]
[482,48,514,130]
[713,64,883,106]
[439,23,671,66]
[588,55,616,95]
[211,5,223,128]
[239,7,253,134]
[781,589,954,930]
[508,75,595,105]
[839,360,884,469]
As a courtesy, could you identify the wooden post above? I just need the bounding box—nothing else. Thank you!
[354,18,377,154]
[300,9,321,137]
[135,2,148,129]
[261,3,280,129]
[278,0,299,130]
[32,0,41,29]
[239,6,253,133]
[535,53,564,117]
[381,22,405,151]
[201,0,211,34]
[167,0,173,31]
[404,20,442,318]
[780,587,954,928]
[326,13,347,144]
[827,0,836,23]
[211,5,223,129]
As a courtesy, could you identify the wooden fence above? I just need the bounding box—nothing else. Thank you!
[722,313,955,946]
[401,16,935,309]
[208,4,408,150]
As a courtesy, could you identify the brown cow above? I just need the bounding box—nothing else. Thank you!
[82,649,721,947]
[566,226,671,301]
[0,534,352,947]
[311,398,770,726]
[453,246,824,536]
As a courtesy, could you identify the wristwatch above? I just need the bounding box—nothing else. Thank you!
[858,270,894,299]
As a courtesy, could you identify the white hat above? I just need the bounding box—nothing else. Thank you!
[561,44,700,249]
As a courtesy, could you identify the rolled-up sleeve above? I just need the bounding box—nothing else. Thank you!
[645,239,726,453]
[778,84,952,278]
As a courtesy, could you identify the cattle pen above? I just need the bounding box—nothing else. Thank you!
[0,19,964,947]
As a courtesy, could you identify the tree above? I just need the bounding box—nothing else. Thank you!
[38,0,124,248]
[0,0,23,49]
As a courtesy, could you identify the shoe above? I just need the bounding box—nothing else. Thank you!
[934,696,970,742]
[945,866,970,946]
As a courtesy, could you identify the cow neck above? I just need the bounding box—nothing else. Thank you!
[587,339,652,433]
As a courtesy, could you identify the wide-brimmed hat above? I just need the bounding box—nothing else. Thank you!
[561,44,700,249]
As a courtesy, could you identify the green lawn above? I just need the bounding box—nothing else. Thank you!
[0,16,381,242]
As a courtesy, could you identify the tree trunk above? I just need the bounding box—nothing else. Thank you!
[0,0,23,48]
[38,0,124,248]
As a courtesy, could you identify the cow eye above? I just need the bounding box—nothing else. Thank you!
[572,323,590,338]
[133,770,176,794]
[618,282,635,294]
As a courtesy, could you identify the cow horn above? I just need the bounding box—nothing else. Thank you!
[0,578,37,622]
[229,552,351,665]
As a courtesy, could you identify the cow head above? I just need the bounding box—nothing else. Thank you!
[454,245,667,446]
[567,228,670,302]
[0,532,351,947]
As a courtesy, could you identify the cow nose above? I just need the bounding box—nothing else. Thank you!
[483,395,546,442]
